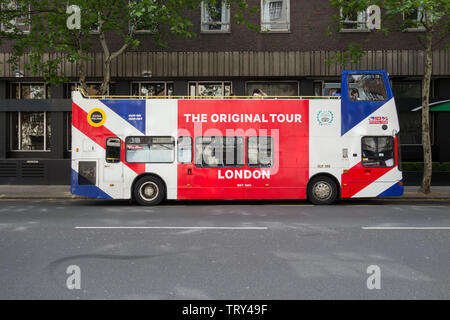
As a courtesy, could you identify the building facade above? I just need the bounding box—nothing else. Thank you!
[0,0,449,184]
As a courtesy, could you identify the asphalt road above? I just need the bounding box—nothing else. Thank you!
[0,198,449,300]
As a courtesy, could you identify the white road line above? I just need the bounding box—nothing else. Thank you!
[75,226,268,230]
[362,226,450,230]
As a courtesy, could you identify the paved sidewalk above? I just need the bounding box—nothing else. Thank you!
[0,185,450,200]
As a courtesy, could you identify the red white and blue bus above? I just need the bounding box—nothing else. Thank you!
[71,70,403,205]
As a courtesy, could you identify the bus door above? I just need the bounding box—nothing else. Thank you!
[103,137,124,184]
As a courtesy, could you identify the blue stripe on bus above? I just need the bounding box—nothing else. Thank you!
[70,169,112,199]
[377,181,404,197]
[340,70,394,136]
[100,99,146,134]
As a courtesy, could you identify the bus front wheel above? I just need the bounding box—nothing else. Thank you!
[307,176,338,205]
[134,176,165,206]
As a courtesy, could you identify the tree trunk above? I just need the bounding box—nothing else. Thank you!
[101,57,111,96]
[77,58,88,94]
[420,29,433,194]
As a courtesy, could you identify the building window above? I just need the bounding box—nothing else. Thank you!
[340,9,367,31]
[399,112,434,146]
[125,136,175,163]
[246,81,298,97]
[201,0,230,32]
[65,83,114,98]
[362,136,395,168]
[261,0,290,32]
[247,136,273,168]
[189,82,232,97]
[11,83,48,99]
[129,0,157,33]
[195,136,245,168]
[403,7,426,31]
[131,82,174,97]
[0,2,30,33]
[10,112,51,151]
[392,81,422,99]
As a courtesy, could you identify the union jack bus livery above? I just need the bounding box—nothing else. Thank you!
[71,70,403,205]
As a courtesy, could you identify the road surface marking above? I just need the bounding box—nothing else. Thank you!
[362,226,450,230]
[76,226,268,230]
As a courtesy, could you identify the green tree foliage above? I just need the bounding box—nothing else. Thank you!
[0,0,257,93]
[329,0,450,194]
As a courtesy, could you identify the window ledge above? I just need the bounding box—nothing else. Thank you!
[403,28,426,33]
[260,30,291,34]
[200,31,231,34]
[339,29,370,33]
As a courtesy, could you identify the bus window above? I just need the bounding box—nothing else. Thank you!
[195,136,244,168]
[247,136,273,168]
[178,136,192,163]
[125,136,175,163]
[348,74,387,101]
[78,161,96,185]
[106,137,121,163]
[362,136,395,168]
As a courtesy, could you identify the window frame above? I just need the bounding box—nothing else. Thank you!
[194,136,245,168]
[247,136,274,168]
[0,2,31,34]
[245,80,299,97]
[260,0,290,33]
[10,111,51,152]
[403,6,426,32]
[200,0,231,33]
[188,81,232,98]
[361,136,396,168]
[125,136,175,164]
[10,83,49,99]
[339,8,369,32]
[130,81,174,97]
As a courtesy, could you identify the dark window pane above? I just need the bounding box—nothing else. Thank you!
[20,112,45,150]
[195,136,244,167]
[348,74,387,101]
[78,161,96,185]
[126,136,174,163]
[106,137,121,163]
[362,136,395,167]
[248,136,273,168]
[178,136,192,163]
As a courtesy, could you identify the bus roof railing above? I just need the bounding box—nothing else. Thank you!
[75,88,341,100]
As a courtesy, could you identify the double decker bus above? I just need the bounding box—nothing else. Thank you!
[71,70,403,205]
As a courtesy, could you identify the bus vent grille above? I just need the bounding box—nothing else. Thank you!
[0,162,18,178]
[21,163,45,178]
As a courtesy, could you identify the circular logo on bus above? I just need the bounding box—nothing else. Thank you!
[87,108,106,127]
[317,110,334,126]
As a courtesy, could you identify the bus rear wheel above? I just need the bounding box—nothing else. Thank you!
[307,176,338,205]
[134,176,165,206]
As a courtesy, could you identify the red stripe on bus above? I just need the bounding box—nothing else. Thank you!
[341,162,393,198]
